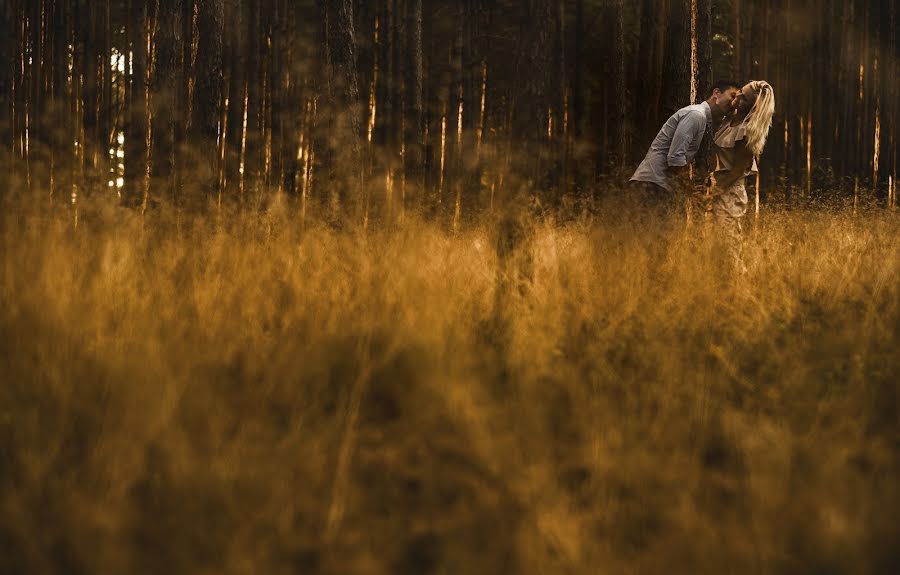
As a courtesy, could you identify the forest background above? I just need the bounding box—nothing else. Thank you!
[0,0,896,217]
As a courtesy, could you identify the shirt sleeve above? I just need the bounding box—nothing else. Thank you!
[667,112,706,167]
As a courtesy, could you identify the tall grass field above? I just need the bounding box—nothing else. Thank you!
[1,192,898,574]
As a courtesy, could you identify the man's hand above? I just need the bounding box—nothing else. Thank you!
[668,164,690,176]
[667,164,693,195]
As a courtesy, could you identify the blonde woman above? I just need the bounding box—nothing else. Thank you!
[706,80,775,273]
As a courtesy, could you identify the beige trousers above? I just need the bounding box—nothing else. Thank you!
[712,181,748,274]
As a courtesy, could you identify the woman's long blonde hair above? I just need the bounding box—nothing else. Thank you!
[743,80,775,157]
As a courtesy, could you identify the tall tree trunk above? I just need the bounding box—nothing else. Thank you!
[511,0,554,189]
[572,0,589,191]
[100,0,111,188]
[79,0,98,178]
[693,0,713,180]
[319,0,363,220]
[124,0,149,208]
[269,2,287,194]
[403,0,424,203]
[187,0,224,210]
[613,0,627,167]
[51,0,74,199]
[459,0,481,220]
[28,0,47,192]
[732,0,741,78]
[222,0,243,201]
[241,0,263,203]
[696,0,711,101]
[442,4,461,220]
[0,0,14,175]
[12,0,26,176]
[661,0,691,118]
[889,0,898,204]
[152,0,184,204]
[638,0,668,136]
[276,0,300,198]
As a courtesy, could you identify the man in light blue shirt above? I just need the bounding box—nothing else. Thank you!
[628,81,740,283]
[631,81,740,194]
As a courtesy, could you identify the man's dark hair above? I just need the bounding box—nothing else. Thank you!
[708,79,740,97]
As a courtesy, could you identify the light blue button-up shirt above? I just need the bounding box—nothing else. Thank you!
[630,101,713,191]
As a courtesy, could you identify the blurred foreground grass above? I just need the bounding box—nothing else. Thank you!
[0,195,898,574]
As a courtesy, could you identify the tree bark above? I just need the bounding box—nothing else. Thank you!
[661,0,691,119]
[732,0,742,78]
[51,0,74,199]
[28,0,47,192]
[638,0,667,140]
[187,0,224,210]
[459,0,481,218]
[221,0,243,200]
[696,0,711,102]
[511,0,554,189]
[123,0,149,208]
[0,0,14,171]
[572,0,589,191]
[613,0,627,166]
[152,0,184,204]
[404,0,424,201]
[319,0,363,220]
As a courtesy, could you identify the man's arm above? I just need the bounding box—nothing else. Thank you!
[666,112,705,169]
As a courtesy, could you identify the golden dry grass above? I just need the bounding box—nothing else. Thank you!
[0,193,898,574]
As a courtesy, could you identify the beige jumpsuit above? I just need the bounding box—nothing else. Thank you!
[711,120,757,273]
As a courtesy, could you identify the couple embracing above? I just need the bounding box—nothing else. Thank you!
[631,80,776,273]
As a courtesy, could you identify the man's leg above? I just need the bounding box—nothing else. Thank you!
[629,181,681,281]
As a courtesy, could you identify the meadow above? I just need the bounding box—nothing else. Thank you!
[1,190,898,574]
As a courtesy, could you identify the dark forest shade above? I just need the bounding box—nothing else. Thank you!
[1,0,14,167]
[319,0,363,219]
[151,0,183,203]
[123,0,149,208]
[0,0,897,214]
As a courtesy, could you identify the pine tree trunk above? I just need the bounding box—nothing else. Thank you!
[511,0,554,188]
[123,0,149,208]
[276,1,300,197]
[320,0,363,220]
[79,0,97,177]
[266,0,291,196]
[100,0,111,186]
[732,0,741,78]
[12,0,26,174]
[1,0,14,172]
[152,0,183,204]
[221,0,242,200]
[638,0,667,138]
[28,0,47,191]
[241,0,263,201]
[661,0,691,118]
[459,0,481,219]
[696,0,711,102]
[572,0,588,191]
[188,0,224,210]
[51,0,73,199]
[403,0,424,202]
[614,0,627,166]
